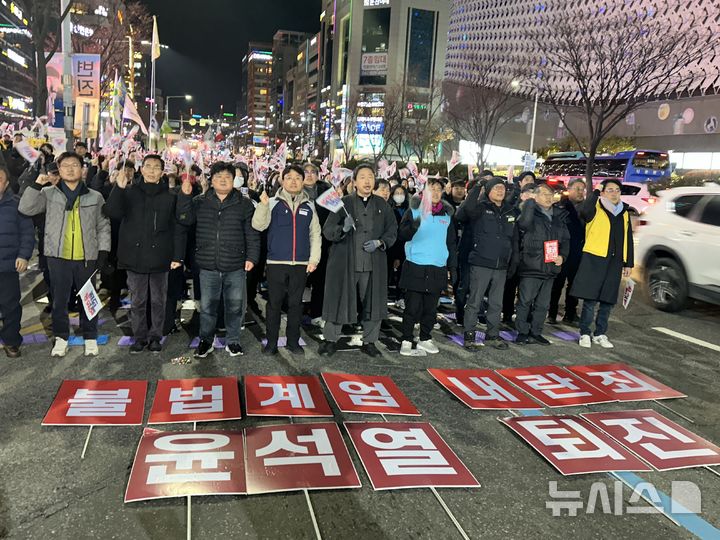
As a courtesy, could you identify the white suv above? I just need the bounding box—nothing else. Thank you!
[634,183,720,312]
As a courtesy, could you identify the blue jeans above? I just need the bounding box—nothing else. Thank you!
[199,269,245,345]
[579,300,613,337]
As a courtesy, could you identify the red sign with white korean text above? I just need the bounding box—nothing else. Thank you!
[321,373,420,416]
[244,422,361,494]
[428,368,540,410]
[565,363,686,402]
[148,377,242,424]
[42,380,147,425]
[583,410,720,471]
[500,415,651,475]
[125,428,246,502]
[497,366,614,407]
[344,422,480,490]
[544,240,559,263]
[244,375,333,417]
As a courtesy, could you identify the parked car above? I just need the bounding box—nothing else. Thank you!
[634,183,720,311]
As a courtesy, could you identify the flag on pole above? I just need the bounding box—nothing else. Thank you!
[123,97,148,135]
[447,150,462,174]
[111,72,127,129]
[151,16,161,61]
[316,186,345,213]
[77,273,102,320]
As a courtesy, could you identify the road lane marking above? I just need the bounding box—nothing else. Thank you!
[652,327,720,353]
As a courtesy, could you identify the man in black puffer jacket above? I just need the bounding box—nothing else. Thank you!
[456,177,519,350]
[512,182,570,345]
[104,154,185,354]
[177,161,260,358]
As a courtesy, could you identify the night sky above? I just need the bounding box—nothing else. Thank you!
[138,0,322,118]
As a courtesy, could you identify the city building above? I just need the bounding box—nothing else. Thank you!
[239,42,272,148]
[0,2,34,123]
[444,0,720,167]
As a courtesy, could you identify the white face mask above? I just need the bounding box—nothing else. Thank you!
[233,175,244,188]
[392,194,405,205]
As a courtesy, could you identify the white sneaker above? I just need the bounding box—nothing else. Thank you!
[400,340,414,356]
[51,337,68,357]
[592,335,614,349]
[395,299,405,310]
[311,317,325,328]
[84,339,99,356]
[417,339,439,354]
[579,335,591,348]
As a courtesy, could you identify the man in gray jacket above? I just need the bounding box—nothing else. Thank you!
[19,151,111,358]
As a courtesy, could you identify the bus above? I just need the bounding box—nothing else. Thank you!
[540,150,671,188]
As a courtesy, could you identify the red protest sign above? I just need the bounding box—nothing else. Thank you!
[244,375,333,417]
[544,240,559,263]
[148,377,242,424]
[244,422,361,494]
[566,363,686,402]
[344,422,480,490]
[42,380,147,425]
[125,428,246,502]
[321,373,420,416]
[428,368,540,409]
[500,415,651,475]
[583,410,720,471]
[497,365,614,407]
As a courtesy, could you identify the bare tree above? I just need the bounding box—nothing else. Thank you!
[338,92,359,163]
[402,81,447,163]
[444,62,523,171]
[534,2,720,189]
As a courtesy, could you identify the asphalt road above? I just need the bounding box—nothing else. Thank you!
[1,268,718,539]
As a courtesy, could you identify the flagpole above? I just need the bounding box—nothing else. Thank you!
[149,16,158,151]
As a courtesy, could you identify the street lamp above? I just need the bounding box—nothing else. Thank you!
[165,95,192,124]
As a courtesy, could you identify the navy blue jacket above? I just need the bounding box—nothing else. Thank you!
[0,189,34,272]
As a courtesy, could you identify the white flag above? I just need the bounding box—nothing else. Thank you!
[122,97,148,135]
[78,274,102,320]
[316,187,345,213]
[151,16,161,61]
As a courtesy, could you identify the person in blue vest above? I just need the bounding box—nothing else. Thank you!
[252,164,321,355]
[398,178,457,356]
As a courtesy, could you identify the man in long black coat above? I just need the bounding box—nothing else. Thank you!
[571,178,634,349]
[319,164,397,357]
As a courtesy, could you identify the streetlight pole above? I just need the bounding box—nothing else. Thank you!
[165,95,192,125]
[529,87,539,155]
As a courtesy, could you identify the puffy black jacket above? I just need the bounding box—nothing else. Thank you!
[456,186,519,270]
[103,180,185,273]
[0,189,34,272]
[513,199,570,279]
[176,188,260,272]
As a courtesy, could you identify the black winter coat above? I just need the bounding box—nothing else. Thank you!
[512,199,570,279]
[176,188,260,272]
[456,186,519,270]
[103,180,185,273]
[554,197,585,274]
[0,189,34,272]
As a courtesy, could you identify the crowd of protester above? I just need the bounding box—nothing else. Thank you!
[0,133,633,359]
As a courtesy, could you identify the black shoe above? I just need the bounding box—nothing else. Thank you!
[226,343,244,356]
[262,344,279,356]
[130,340,147,354]
[485,336,509,350]
[562,315,577,325]
[42,305,53,314]
[148,339,162,353]
[529,334,551,346]
[286,344,305,355]
[502,319,515,329]
[463,331,480,350]
[515,333,529,345]
[194,339,213,358]
[361,342,381,357]
[547,316,559,325]
[3,345,20,358]
[319,341,337,357]
[456,315,464,327]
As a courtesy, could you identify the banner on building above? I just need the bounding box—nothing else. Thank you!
[42,380,147,425]
[148,377,242,424]
[125,428,246,502]
[321,373,420,416]
[244,423,361,494]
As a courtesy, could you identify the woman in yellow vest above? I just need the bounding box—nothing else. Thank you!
[570,178,633,349]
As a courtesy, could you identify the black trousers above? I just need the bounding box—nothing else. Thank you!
[549,265,579,320]
[515,276,554,336]
[502,271,520,322]
[0,272,22,347]
[306,247,328,319]
[401,290,440,342]
[127,271,168,341]
[266,264,308,347]
[47,258,98,340]
[163,267,185,335]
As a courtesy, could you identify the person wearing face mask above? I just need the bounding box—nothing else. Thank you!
[387,185,409,302]
[252,164,321,355]
[319,163,398,358]
[103,154,185,354]
[571,178,633,349]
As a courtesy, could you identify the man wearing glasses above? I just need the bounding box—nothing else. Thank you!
[104,154,185,354]
[571,178,634,349]
[19,151,110,357]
